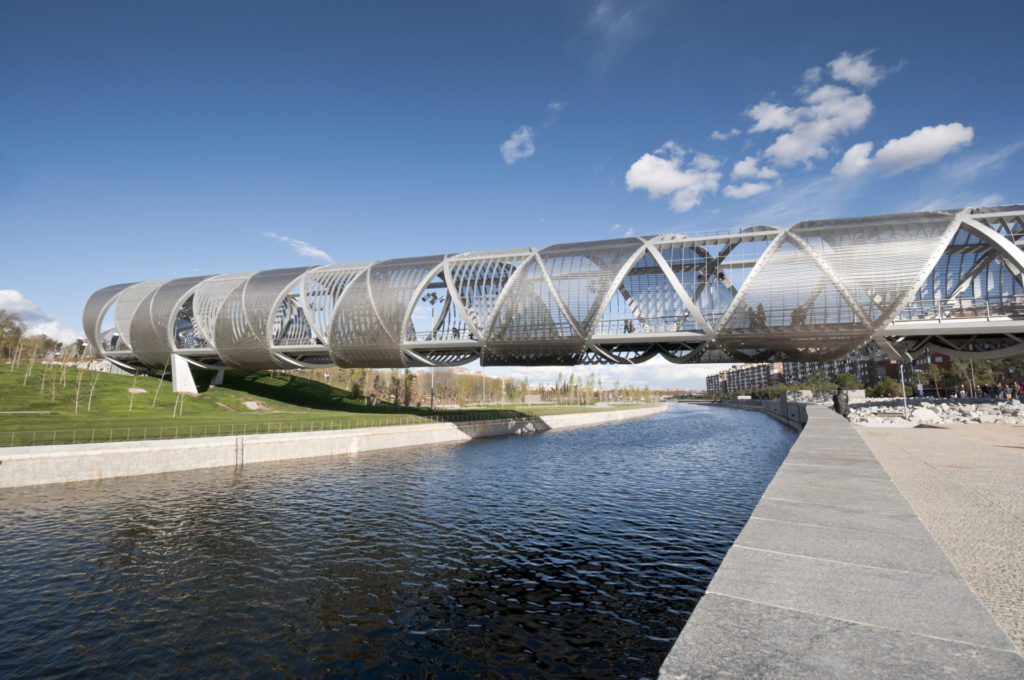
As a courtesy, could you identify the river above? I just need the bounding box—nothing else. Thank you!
[0,403,794,679]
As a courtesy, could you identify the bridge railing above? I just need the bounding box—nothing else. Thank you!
[893,296,1024,322]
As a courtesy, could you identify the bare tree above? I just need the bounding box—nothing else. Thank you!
[74,366,84,415]
[39,361,52,395]
[87,371,99,411]
[152,364,168,407]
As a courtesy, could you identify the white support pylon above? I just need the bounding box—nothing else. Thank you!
[171,353,199,395]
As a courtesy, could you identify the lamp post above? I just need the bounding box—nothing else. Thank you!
[898,361,909,420]
[420,291,445,410]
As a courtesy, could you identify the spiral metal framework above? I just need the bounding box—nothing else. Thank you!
[84,205,1024,381]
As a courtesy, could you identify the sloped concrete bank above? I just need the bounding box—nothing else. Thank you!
[0,405,666,488]
[660,404,1024,679]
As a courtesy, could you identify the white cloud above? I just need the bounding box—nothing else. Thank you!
[547,101,566,112]
[0,290,81,344]
[942,139,1024,181]
[587,0,640,44]
[975,193,1004,206]
[623,226,635,237]
[745,53,901,168]
[874,123,974,173]
[263,232,332,262]
[611,223,621,232]
[625,142,721,213]
[832,123,974,177]
[828,51,888,89]
[711,128,740,141]
[731,156,779,180]
[747,101,801,133]
[757,85,873,167]
[657,140,685,157]
[801,66,823,89]
[832,141,875,177]
[691,152,720,171]
[500,125,535,164]
[917,192,1003,210]
[733,172,868,227]
[723,182,772,199]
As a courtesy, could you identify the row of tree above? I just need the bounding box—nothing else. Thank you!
[1,309,85,364]
[288,366,656,407]
[722,356,1024,401]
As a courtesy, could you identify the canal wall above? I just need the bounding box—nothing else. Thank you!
[0,405,666,488]
[659,403,1024,678]
[713,397,808,430]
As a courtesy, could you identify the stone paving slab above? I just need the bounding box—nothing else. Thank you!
[765,465,898,492]
[736,517,960,578]
[660,405,1024,679]
[762,478,911,514]
[780,459,892,479]
[707,546,1011,649]
[752,497,924,538]
[660,593,1024,680]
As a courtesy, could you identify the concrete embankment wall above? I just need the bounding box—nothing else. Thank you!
[659,403,1024,678]
[714,398,808,430]
[0,405,666,489]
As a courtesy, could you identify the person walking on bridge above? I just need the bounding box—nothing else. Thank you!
[833,387,849,419]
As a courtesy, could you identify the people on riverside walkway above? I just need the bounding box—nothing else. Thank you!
[833,387,849,419]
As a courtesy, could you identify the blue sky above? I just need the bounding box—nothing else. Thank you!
[2,1,1022,387]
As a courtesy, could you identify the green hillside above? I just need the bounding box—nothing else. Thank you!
[0,363,616,447]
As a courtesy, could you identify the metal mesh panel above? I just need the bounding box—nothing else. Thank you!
[484,239,643,364]
[483,252,578,364]
[174,295,205,350]
[329,255,444,367]
[908,208,1024,320]
[112,280,168,351]
[192,273,253,349]
[720,212,954,359]
[300,264,371,343]
[130,276,210,367]
[214,267,310,370]
[615,241,697,334]
[83,205,1024,369]
[272,295,317,347]
[446,249,531,335]
[541,238,645,332]
[82,283,134,357]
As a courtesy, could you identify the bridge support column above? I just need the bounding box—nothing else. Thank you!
[212,368,225,386]
[171,354,199,395]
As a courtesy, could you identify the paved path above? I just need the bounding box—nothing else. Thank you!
[660,406,1024,679]
[858,423,1024,654]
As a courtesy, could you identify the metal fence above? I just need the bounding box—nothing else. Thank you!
[0,405,638,449]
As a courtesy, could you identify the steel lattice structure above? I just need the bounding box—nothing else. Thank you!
[84,205,1024,380]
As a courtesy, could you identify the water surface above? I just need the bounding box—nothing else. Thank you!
[0,404,794,679]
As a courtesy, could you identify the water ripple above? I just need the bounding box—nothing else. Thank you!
[0,404,793,679]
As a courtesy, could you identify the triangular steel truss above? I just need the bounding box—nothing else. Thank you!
[83,205,1024,376]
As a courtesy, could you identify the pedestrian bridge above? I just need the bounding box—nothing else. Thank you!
[84,204,1024,381]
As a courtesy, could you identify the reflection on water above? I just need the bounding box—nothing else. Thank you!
[0,404,794,679]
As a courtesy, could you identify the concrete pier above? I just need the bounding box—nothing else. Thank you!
[0,405,666,488]
[659,405,1024,679]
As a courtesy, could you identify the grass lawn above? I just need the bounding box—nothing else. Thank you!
[0,363,644,447]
